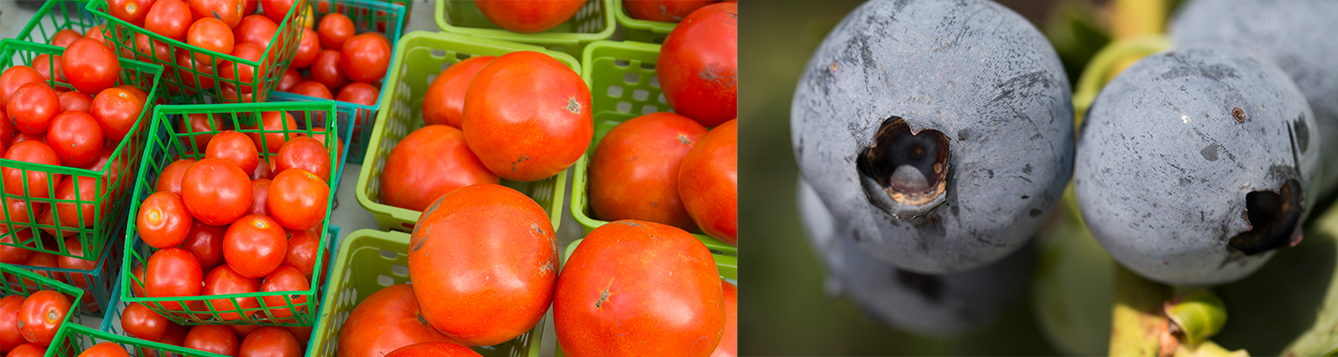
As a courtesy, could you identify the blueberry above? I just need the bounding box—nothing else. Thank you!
[1075,47,1318,285]
[797,177,1034,336]
[791,0,1073,273]
[1170,0,1338,197]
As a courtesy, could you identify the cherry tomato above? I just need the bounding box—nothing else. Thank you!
[463,51,592,181]
[336,82,378,130]
[202,264,261,321]
[0,295,24,353]
[306,127,343,174]
[180,158,252,226]
[107,0,154,26]
[180,113,223,153]
[46,110,104,167]
[7,82,59,135]
[138,191,193,249]
[283,228,318,280]
[625,0,716,22]
[277,68,301,92]
[83,25,113,48]
[246,111,296,154]
[258,265,308,319]
[291,28,321,69]
[219,43,266,97]
[78,342,132,357]
[251,157,274,180]
[474,0,585,33]
[385,342,482,357]
[181,220,226,271]
[239,327,301,357]
[122,302,170,341]
[187,18,236,63]
[177,51,217,90]
[678,119,736,244]
[241,0,258,16]
[423,56,493,128]
[711,280,737,357]
[54,175,104,229]
[19,290,72,346]
[137,322,189,357]
[30,55,63,83]
[90,87,146,143]
[130,33,173,67]
[380,125,497,211]
[220,84,255,104]
[57,91,92,114]
[248,178,271,216]
[223,214,287,278]
[145,248,204,313]
[184,325,239,356]
[34,205,67,240]
[338,284,458,357]
[554,220,725,357]
[3,141,61,198]
[58,236,103,286]
[658,3,736,126]
[49,30,83,48]
[408,184,557,346]
[274,136,330,182]
[339,33,391,84]
[306,50,345,90]
[62,39,122,95]
[130,263,147,297]
[589,112,706,231]
[9,132,45,146]
[316,13,354,50]
[205,130,260,174]
[155,159,196,197]
[286,81,332,99]
[189,0,245,28]
[0,66,44,108]
[260,0,297,26]
[145,0,193,42]
[6,344,43,357]
[21,252,62,287]
[0,230,34,265]
[267,169,328,231]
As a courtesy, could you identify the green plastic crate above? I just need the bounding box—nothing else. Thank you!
[50,324,228,357]
[10,221,125,317]
[355,31,575,232]
[613,0,679,44]
[434,0,615,59]
[86,0,312,104]
[310,229,542,357]
[121,101,347,326]
[15,0,99,45]
[0,39,163,259]
[0,262,85,350]
[569,40,737,255]
[269,0,408,165]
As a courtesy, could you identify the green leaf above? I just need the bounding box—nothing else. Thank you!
[1032,194,1115,355]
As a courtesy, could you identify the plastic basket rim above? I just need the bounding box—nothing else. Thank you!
[83,0,310,68]
[433,0,616,45]
[268,0,411,113]
[611,0,679,33]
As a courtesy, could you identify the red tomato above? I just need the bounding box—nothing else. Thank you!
[117,84,149,103]
[181,220,227,271]
[184,325,239,356]
[316,13,354,50]
[422,56,493,128]
[83,25,113,48]
[223,214,287,278]
[711,280,737,357]
[235,15,279,49]
[202,264,261,321]
[46,110,104,167]
[144,247,204,312]
[251,157,274,180]
[54,175,104,229]
[306,127,343,174]
[6,344,43,357]
[21,252,62,287]
[589,112,706,231]
[220,43,266,97]
[35,205,67,239]
[78,342,132,357]
[678,119,736,244]
[258,265,308,319]
[7,82,59,135]
[155,159,197,196]
[658,3,736,126]
[241,0,258,14]
[62,39,122,95]
[306,50,345,90]
[260,0,297,26]
[463,51,591,181]
[138,191,193,249]
[19,290,72,346]
[189,0,244,28]
[385,342,482,357]
[187,18,236,63]
[205,130,260,174]
[177,51,217,90]
[474,0,585,33]
[277,68,301,92]
[380,125,498,211]
[246,111,297,154]
[239,327,301,357]
[180,113,223,153]
[554,220,725,357]
[335,82,378,128]
[291,28,321,69]
[249,178,271,216]
[181,158,252,225]
[57,92,92,114]
[337,284,459,357]
[9,132,45,146]
[339,33,391,84]
[131,33,174,66]
[3,141,61,198]
[90,87,147,143]
[625,0,716,22]
[0,197,35,228]
[228,324,260,337]
[267,169,328,231]
[283,228,318,280]
[50,30,83,48]
[0,231,34,264]
[285,325,312,346]
[109,0,155,26]
[121,302,170,341]
[0,296,24,353]
[274,136,330,182]
[408,184,557,345]
[286,81,332,99]
[130,263,147,297]
[30,54,63,83]
[0,66,44,108]
[145,0,192,42]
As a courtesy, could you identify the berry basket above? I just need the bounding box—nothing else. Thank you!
[120,101,348,326]
[49,324,228,357]
[8,220,125,317]
[434,0,615,59]
[15,0,100,45]
[569,40,737,255]
[0,262,85,341]
[85,0,312,104]
[0,39,163,259]
[612,0,679,44]
[310,229,542,357]
[269,0,409,165]
[355,31,573,232]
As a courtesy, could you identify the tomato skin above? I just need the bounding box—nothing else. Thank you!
[180,113,223,153]
[57,92,92,114]
[380,125,498,212]
[283,228,319,280]
[384,342,481,357]
[317,13,355,50]
[181,220,227,271]
[30,55,63,83]
[180,158,253,226]
[0,231,34,265]
[337,284,459,357]
[184,325,239,356]
[0,295,25,353]
[589,112,706,231]
[306,127,343,174]
[261,0,298,27]
[307,50,346,91]
[291,28,321,69]
[0,66,44,109]
[62,38,122,96]
[247,111,297,154]
[267,169,329,231]
[202,264,262,321]
[236,15,279,49]
[287,81,333,100]
[625,0,716,22]
[144,247,204,312]
[677,119,736,244]
[122,302,170,341]
[189,0,245,28]
[145,0,192,42]
[335,82,379,131]
[79,342,132,357]
[249,178,272,216]
[155,159,197,197]
[277,68,302,92]
[138,191,194,249]
[339,33,391,84]
[658,3,737,127]
[423,56,493,129]
[7,82,59,136]
[220,43,267,97]
[50,30,83,48]
[554,220,725,357]
[205,131,260,174]
[47,110,104,167]
[177,51,217,90]
[3,141,62,199]
[274,136,331,182]
[463,51,592,181]
[109,0,155,26]
[259,265,309,319]
[187,18,237,63]
[710,280,737,357]
[54,175,104,229]
[6,344,43,357]
[19,290,72,346]
[240,327,302,357]
[474,0,586,33]
[223,214,287,278]
[90,87,147,143]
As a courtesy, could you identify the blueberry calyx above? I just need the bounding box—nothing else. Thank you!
[858,117,950,217]
[1229,179,1304,255]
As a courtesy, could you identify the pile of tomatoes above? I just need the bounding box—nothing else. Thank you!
[276,5,391,120]
[0,289,73,357]
[118,307,313,357]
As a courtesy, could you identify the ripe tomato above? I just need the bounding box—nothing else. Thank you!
[145,247,204,312]
[181,220,227,271]
[259,265,309,319]
[249,178,271,216]
[202,264,261,321]
[658,3,736,126]
[79,342,133,357]
[408,184,557,345]
[34,205,66,239]
[21,252,62,287]
[287,81,332,99]
[177,51,217,90]
[385,342,481,357]
[130,263,147,297]
[474,0,585,33]
[31,54,64,82]
[46,110,104,167]
[7,82,60,135]
[267,169,328,231]
[306,127,343,174]
[2,197,36,226]
[463,51,592,181]
[62,39,122,96]
[138,191,193,249]
[184,325,239,356]
[274,136,330,182]
[6,344,43,357]
[205,130,260,174]
[422,56,493,129]
[54,175,104,229]
[187,18,236,63]
[335,82,378,130]
[189,0,245,28]
[277,68,301,92]
[338,284,459,357]
[180,113,223,153]
[241,0,258,19]
[122,302,170,341]
[711,280,737,357]
[219,43,266,96]
[3,141,61,198]
[625,0,716,22]
[0,230,34,264]
[283,228,319,280]
[306,50,345,91]
[109,0,155,26]
[19,290,72,346]
[50,30,83,48]
[678,119,736,244]
[57,91,92,114]
[131,33,174,66]
[223,214,287,278]
[145,0,193,42]
[155,159,196,196]
[554,220,725,357]
[316,13,354,49]
[251,157,274,180]
[588,112,706,231]
[247,111,297,154]
[239,327,301,357]
[339,33,391,84]
[0,66,44,108]
[9,132,45,146]
[260,0,298,26]
[380,125,497,211]
[229,323,260,337]
[0,295,24,353]
[90,87,146,143]
[181,158,252,225]
[83,25,113,48]
[291,28,321,69]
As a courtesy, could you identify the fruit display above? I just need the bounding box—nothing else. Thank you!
[0,264,84,355]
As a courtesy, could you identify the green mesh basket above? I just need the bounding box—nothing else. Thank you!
[310,229,542,357]
[612,0,679,44]
[355,31,573,233]
[9,221,125,317]
[121,101,348,326]
[15,0,99,45]
[434,0,614,59]
[0,39,163,259]
[0,262,85,347]
[569,40,737,255]
[50,324,229,357]
[86,0,312,104]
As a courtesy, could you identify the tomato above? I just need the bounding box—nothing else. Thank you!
[261,0,297,26]
[62,39,122,96]
[189,0,245,28]
[57,92,92,114]
[157,322,189,347]
[0,296,24,353]
[658,3,736,126]
[3,141,61,198]
[9,132,45,146]
[380,125,498,211]
[422,56,492,129]
[0,198,35,229]
[223,214,286,278]
[0,230,34,264]
[77,342,132,357]
[21,252,62,288]
[202,264,261,321]
[267,169,328,231]
[239,327,301,357]
[50,30,83,48]
[678,119,736,243]
[242,179,271,217]
[305,127,342,174]
[46,111,104,167]
[54,175,104,230]
[6,344,43,357]
[145,247,204,312]
[0,66,44,108]
[180,158,252,226]
[316,13,354,50]
[274,136,330,182]
[589,112,706,231]
[711,280,736,357]
[7,82,60,135]
[184,325,239,356]
[285,325,312,346]
[258,265,308,319]
[34,205,67,240]
[121,302,170,341]
[474,0,585,33]
[338,284,459,357]
[18,290,71,346]
[339,33,391,84]
[277,68,301,92]
[205,130,260,174]
[219,43,266,96]
[287,81,332,99]
[335,82,378,127]
[177,51,217,90]
[130,263,147,297]
[180,113,222,153]
[408,184,556,345]
[554,220,725,357]
[625,0,716,22]
[137,191,193,248]
[30,55,63,83]
[251,157,274,180]
[187,18,236,63]
[283,228,318,280]
[109,0,155,26]
[385,342,481,357]
[291,28,321,69]
[246,111,297,154]
[228,324,260,337]
[145,0,193,42]
[180,220,226,271]
[155,159,196,196]
[307,50,345,91]
[55,239,98,289]
[90,87,146,143]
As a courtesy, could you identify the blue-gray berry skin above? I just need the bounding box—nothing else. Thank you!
[790,0,1073,274]
[1170,0,1338,197]
[797,177,1034,337]
[1075,47,1318,286]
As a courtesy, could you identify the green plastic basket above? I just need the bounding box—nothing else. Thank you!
[0,262,85,347]
[355,31,575,233]
[269,0,408,166]
[569,40,737,255]
[121,101,347,326]
[10,221,125,317]
[86,0,312,104]
[15,0,99,45]
[612,0,679,44]
[0,39,163,259]
[310,229,542,357]
[50,324,229,357]
[434,0,615,59]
